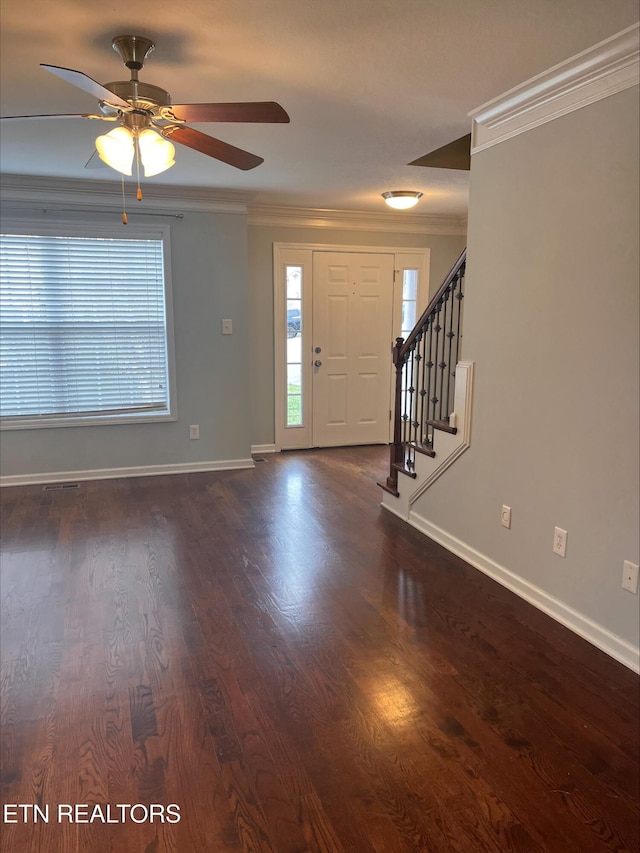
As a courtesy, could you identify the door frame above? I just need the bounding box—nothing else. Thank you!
[273,242,430,450]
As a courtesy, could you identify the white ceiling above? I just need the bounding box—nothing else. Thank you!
[1,0,638,215]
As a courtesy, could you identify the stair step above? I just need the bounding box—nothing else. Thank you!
[377,479,399,497]
[409,441,436,458]
[392,462,417,479]
[425,418,458,435]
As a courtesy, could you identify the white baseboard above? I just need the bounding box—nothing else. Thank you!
[0,457,255,487]
[251,444,278,455]
[394,508,639,673]
[380,494,409,521]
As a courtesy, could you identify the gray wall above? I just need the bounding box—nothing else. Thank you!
[0,207,252,477]
[1,203,466,477]
[248,224,466,446]
[412,87,639,648]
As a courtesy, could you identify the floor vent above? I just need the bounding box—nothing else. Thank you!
[43,482,80,491]
[252,456,267,463]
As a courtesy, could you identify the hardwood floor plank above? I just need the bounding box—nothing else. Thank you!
[1,446,638,852]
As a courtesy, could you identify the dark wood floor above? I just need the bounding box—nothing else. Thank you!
[1,446,638,853]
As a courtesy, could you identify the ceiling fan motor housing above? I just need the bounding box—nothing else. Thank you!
[104,37,170,114]
[101,80,172,111]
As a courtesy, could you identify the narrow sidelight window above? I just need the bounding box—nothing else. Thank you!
[285,264,303,427]
[401,269,419,339]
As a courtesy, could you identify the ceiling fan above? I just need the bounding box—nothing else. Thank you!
[408,134,471,171]
[0,34,290,176]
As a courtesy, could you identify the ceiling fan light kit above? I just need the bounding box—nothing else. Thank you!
[382,191,423,210]
[95,126,135,175]
[137,128,175,177]
[96,125,176,178]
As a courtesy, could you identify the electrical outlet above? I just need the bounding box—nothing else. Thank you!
[553,527,567,558]
[501,505,511,529]
[221,319,233,335]
[189,424,200,440]
[622,561,639,595]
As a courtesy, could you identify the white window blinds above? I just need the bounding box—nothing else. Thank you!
[0,230,172,426]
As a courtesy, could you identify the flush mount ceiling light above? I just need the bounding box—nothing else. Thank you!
[382,191,423,210]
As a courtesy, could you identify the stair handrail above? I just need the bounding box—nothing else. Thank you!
[398,248,466,360]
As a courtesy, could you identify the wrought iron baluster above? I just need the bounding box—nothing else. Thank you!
[455,264,465,369]
[425,315,434,440]
[418,327,428,444]
[431,302,442,423]
[402,351,410,456]
[407,346,416,469]
[445,277,457,420]
[404,350,412,469]
[413,340,421,449]
[439,291,449,422]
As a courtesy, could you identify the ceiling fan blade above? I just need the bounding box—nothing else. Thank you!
[163,125,264,170]
[169,102,290,124]
[408,133,471,170]
[41,64,131,109]
[0,113,98,121]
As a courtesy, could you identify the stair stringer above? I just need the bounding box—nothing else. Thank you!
[380,361,474,521]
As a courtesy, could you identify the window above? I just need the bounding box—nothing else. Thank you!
[285,264,303,427]
[401,268,419,339]
[399,268,420,426]
[0,224,175,429]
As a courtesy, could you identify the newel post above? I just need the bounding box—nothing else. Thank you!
[386,337,406,493]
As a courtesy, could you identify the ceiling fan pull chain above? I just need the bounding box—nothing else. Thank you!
[121,174,128,225]
[135,138,143,201]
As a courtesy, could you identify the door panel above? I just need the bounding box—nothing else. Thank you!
[312,251,394,447]
[327,373,348,424]
[328,296,349,356]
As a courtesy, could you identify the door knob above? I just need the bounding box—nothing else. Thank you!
[314,346,322,353]
[314,360,322,367]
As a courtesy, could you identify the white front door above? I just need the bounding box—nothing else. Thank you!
[311,251,394,447]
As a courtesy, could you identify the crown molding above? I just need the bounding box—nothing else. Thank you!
[247,204,467,235]
[0,175,254,214]
[0,176,467,234]
[469,23,639,153]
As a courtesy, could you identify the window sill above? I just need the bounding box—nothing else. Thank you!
[1,413,177,430]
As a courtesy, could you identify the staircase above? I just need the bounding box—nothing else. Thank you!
[379,249,474,518]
